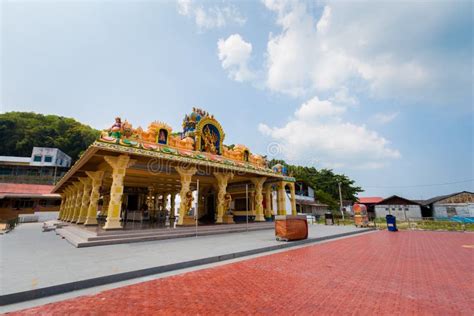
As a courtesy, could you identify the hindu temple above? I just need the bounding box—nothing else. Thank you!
[53,108,297,230]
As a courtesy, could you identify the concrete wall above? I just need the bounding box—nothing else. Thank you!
[433,203,474,218]
[375,204,422,220]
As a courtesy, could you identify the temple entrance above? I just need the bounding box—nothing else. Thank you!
[200,194,216,224]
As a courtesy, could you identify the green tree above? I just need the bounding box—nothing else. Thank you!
[0,112,99,162]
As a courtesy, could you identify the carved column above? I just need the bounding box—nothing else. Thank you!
[64,187,74,221]
[251,177,267,222]
[214,172,234,224]
[84,170,104,226]
[59,188,69,220]
[64,186,75,221]
[264,184,273,219]
[277,181,287,215]
[103,155,135,230]
[71,181,84,222]
[176,166,197,226]
[77,177,92,224]
[57,194,65,220]
[289,182,297,215]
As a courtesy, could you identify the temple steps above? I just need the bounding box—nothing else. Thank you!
[56,222,274,248]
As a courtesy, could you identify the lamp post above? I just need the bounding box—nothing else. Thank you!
[338,182,345,221]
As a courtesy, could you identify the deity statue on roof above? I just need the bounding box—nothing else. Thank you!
[202,125,218,154]
[108,117,122,138]
[182,107,211,138]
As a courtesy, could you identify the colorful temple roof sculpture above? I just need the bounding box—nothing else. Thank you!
[98,108,275,172]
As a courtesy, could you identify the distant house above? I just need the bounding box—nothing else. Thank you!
[0,183,61,221]
[422,191,474,218]
[0,147,71,185]
[287,181,328,216]
[374,195,422,220]
[357,197,383,219]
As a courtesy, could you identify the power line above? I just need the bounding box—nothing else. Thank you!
[363,179,474,189]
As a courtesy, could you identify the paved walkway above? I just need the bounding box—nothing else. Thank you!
[7,231,474,315]
[0,222,362,296]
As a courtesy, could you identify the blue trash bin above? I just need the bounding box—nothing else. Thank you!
[386,214,398,232]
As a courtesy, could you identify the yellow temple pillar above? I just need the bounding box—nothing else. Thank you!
[57,194,65,220]
[264,185,273,218]
[176,166,197,226]
[70,182,84,222]
[214,172,234,224]
[63,187,73,221]
[277,181,287,215]
[289,182,297,216]
[103,155,134,230]
[84,170,104,226]
[59,188,69,220]
[251,177,267,222]
[77,177,92,224]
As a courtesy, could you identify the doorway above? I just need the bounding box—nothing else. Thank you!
[200,194,215,224]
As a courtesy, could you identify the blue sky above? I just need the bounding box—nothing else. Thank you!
[1,0,472,199]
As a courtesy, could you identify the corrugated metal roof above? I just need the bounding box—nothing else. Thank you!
[0,156,30,164]
[422,191,473,205]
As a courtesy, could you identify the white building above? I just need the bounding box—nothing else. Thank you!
[374,195,422,220]
[423,191,474,218]
[30,147,71,167]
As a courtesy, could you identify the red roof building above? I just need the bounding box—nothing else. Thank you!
[0,183,60,220]
[0,183,55,196]
[357,197,383,204]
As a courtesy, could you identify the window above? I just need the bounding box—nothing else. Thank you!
[33,155,42,162]
[404,207,409,211]
[14,199,35,209]
[44,156,53,163]
[385,208,389,211]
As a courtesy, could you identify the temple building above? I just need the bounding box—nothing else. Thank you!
[53,108,296,230]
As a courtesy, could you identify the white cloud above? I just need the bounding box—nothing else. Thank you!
[295,96,345,120]
[259,95,401,169]
[371,112,399,124]
[217,34,255,82]
[177,0,246,30]
[262,0,471,104]
[329,87,359,107]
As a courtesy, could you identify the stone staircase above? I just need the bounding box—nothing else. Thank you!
[56,222,274,248]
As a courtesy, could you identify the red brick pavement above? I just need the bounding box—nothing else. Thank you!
[8,231,474,315]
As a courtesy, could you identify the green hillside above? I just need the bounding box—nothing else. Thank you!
[0,112,99,162]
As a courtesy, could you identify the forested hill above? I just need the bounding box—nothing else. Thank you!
[0,112,99,162]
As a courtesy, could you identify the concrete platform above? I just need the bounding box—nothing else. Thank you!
[0,222,372,305]
[57,222,275,247]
